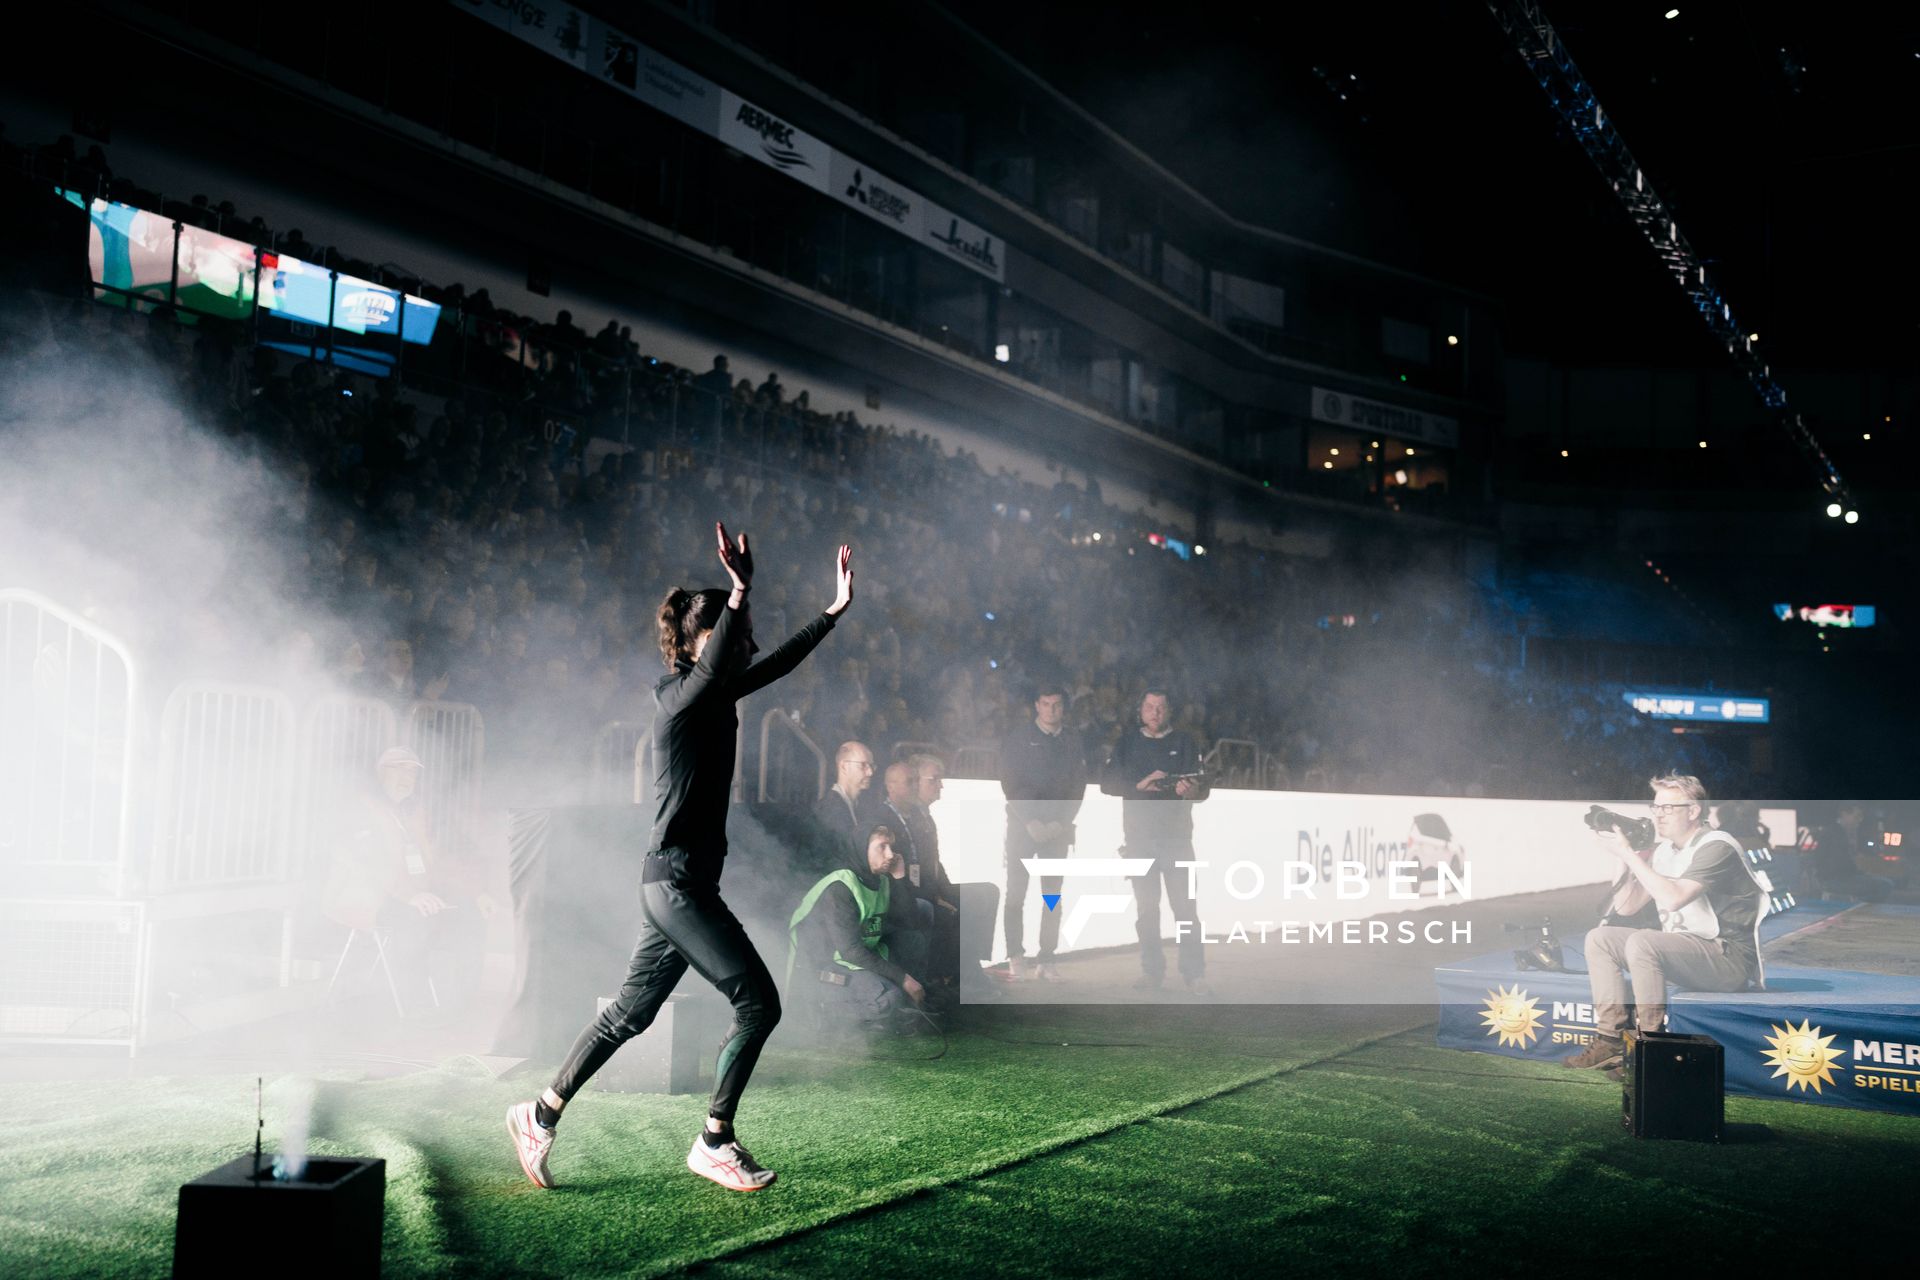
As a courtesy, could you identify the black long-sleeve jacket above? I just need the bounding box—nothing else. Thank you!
[812,786,884,865]
[648,605,836,871]
[999,723,1089,835]
[1100,728,1210,846]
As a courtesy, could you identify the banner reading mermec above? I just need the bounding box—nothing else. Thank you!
[937,781,1620,997]
[1438,956,1920,1115]
[1673,991,1920,1116]
[717,90,832,193]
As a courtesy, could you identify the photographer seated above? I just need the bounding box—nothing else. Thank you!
[785,825,934,1032]
[1564,774,1767,1076]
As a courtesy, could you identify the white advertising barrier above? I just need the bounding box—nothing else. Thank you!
[934,782,1623,968]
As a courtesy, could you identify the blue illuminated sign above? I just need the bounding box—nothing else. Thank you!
[1622,692,1770,724]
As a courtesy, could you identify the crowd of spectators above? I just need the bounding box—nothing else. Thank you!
[1,132,1757,804]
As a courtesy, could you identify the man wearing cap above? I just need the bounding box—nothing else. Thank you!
[322,745,489,1014]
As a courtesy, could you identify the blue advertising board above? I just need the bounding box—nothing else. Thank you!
[1621,691,1770,723]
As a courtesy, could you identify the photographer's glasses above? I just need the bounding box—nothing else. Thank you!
[1649,803,1694,815]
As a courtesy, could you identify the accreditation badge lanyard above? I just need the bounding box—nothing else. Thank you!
[391,810,427,879]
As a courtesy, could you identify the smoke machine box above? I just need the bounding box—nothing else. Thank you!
[173,1155,384,1278]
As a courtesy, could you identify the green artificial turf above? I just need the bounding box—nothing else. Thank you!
[0,1005,1421,1279]
[8,1010,1914,1278]
[700,1031,1920,1278]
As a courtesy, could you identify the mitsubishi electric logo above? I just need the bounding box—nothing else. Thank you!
[733,101,814,173]
[844,169,912,224]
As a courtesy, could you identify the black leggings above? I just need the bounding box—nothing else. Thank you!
[549,848,781,1123]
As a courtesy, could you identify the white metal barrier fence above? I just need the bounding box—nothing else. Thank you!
[150,681,296,891]
[592,720,648,805]
[0,898,147,1052]
[295,695,399,876]
[759,708,826,803]
[406,700,486,856]
[0,589,139,889]
[952,744,999,780]
[1203,738,1263,788]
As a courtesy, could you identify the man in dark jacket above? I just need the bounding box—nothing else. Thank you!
[1101,689,1210,994]
[897,754,1000,999]
[812,740,881,866]
[999,682,1087,981]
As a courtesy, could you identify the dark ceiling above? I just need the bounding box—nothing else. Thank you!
[952,0,1920,373]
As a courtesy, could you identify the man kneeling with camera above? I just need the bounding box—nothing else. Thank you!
[1563,774,1767,1076]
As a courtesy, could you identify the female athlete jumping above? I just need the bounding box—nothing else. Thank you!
[509,523,853,1191]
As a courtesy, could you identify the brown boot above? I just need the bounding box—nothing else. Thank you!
[1561,1036,1624,1070]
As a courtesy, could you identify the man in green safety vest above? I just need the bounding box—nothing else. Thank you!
[787,824,933,1027]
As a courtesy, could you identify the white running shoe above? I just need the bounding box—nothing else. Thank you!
[1030,962,1060,982]
[687,1132,778,1191]
[506,1101,557,1189]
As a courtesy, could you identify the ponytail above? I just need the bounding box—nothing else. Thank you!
[657,586,728,667]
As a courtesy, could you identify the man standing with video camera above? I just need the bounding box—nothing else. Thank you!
[1102,689,1210,995]
[1563,774,1767,1075]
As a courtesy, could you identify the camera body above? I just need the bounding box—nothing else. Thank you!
[1583,804,1655,851]
[1507,917,1565,972]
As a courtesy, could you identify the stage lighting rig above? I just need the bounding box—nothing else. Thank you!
[1484,1,1860,523]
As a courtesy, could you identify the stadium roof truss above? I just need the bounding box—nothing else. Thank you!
[1485,0,1856,514]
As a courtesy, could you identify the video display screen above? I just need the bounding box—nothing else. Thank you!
[342,281,442,345]
[56,186,443,347]
[76,195,176,309]
[1773,603,1875,628]
[260,253,441,345]
[258,252,335,326]
[174,224,258,320]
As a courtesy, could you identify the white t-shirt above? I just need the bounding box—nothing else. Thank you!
[1650,829,1742,938]
[1650,826,1768,986]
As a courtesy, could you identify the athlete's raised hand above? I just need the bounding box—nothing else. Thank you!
[825,543,854,618]
[716,521,753,592]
